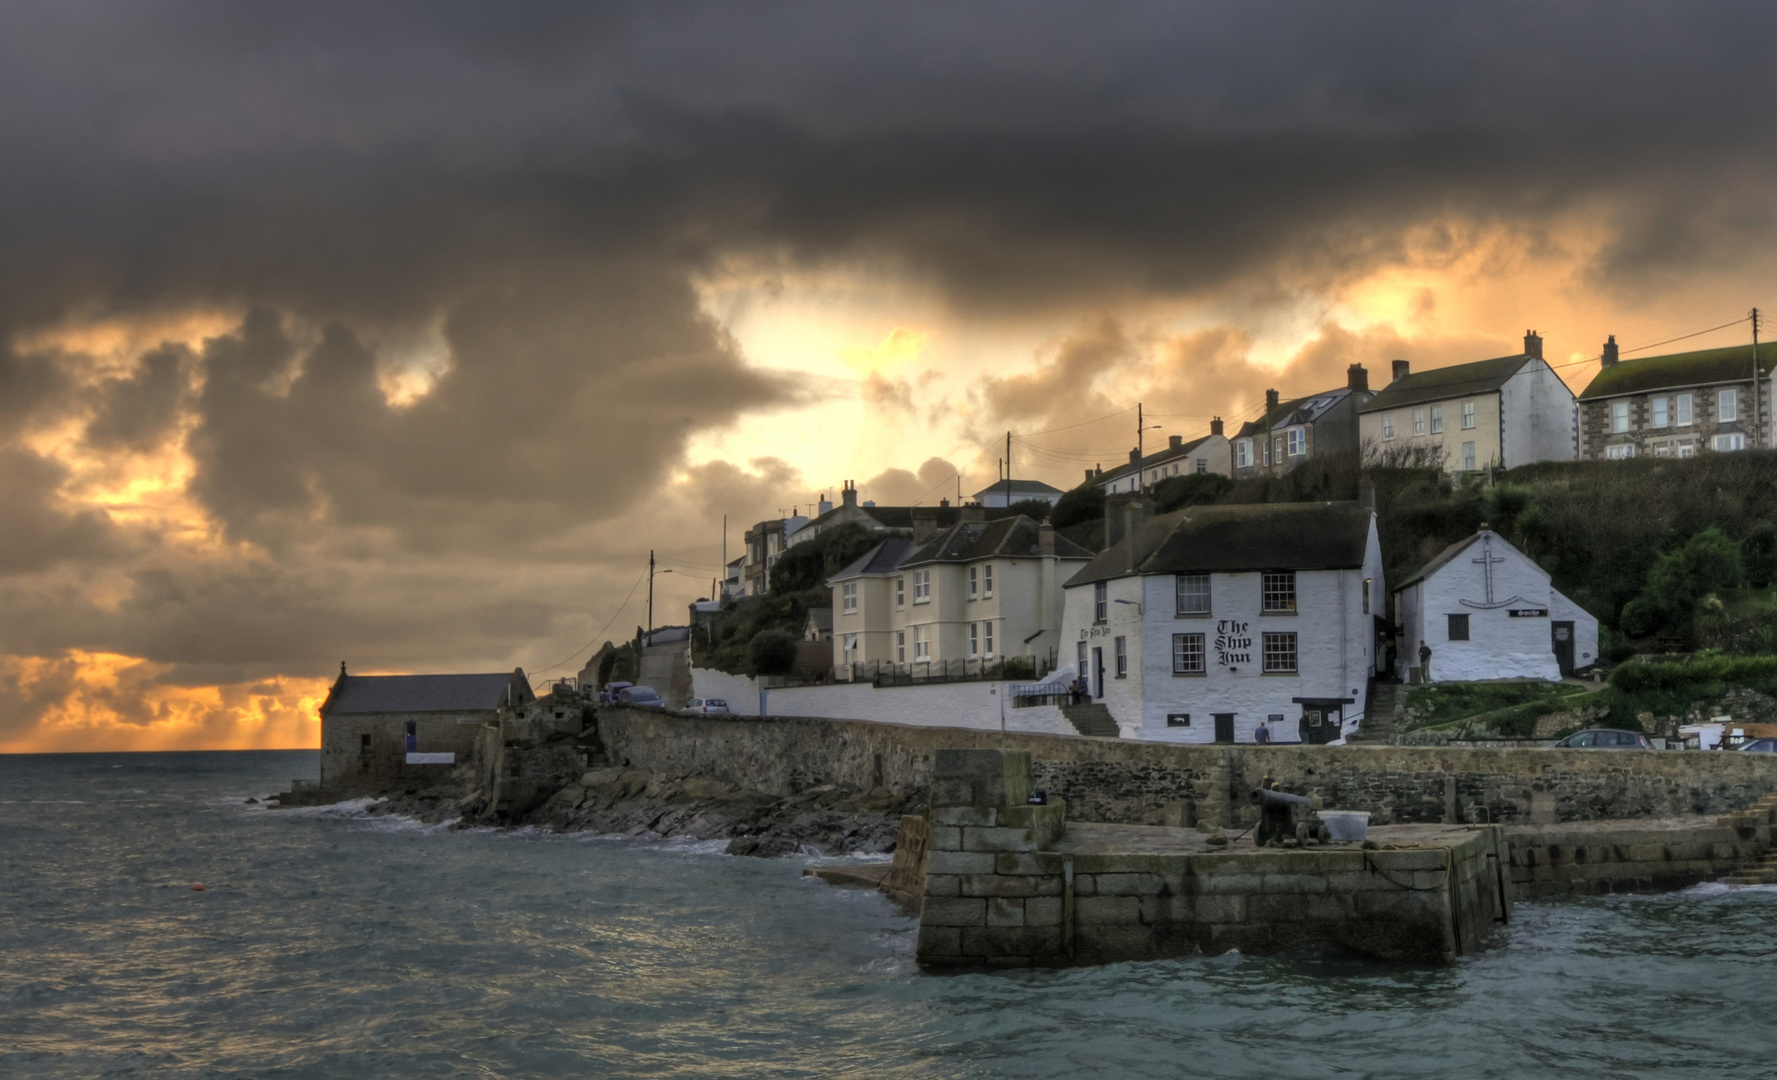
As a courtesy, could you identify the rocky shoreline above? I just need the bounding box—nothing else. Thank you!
[355,765,923,858]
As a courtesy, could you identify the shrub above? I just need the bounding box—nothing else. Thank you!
[1001,656,1036,680]
[748,629,800,676]
[1619,527,1745,639]
[1049,482,1106,530]
[768,522,881,595]
[1152,472,1233,513]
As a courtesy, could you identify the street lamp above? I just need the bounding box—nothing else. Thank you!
[648,550,673,639]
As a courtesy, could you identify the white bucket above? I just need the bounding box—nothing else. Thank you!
[1320,810,1370,842]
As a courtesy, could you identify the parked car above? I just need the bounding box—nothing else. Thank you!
[685,698,731,715]
[1552,729,1652,749]
[617,686,664,708]
[1738,738,1777,753]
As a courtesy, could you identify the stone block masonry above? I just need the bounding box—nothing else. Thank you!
[912,748,1511,968]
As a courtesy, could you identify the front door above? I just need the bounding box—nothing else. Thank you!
[1300,706,1342,745]
[1552,621,1576,676]
[1213,713,1235,744]
[1092,648,1105,699]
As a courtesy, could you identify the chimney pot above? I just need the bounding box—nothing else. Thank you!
[1602,335,1619,367]
[1347,363,1369,392]
[1265,388,1279,410]
[1391,359,1410,383]
[1210,416,1224,436]
[1169,434,1183,450]
[1524,329,1543,359]
[939,497,950,508]
[841,481,857,508]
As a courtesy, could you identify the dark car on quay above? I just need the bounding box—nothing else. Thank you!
[1550,728,1653,749]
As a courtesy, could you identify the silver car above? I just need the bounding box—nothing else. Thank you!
[685,698,731,715]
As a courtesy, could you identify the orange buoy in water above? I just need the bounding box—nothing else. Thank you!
[191,883,205,891]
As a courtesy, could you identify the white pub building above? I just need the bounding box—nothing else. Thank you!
[1061,498,1386,744]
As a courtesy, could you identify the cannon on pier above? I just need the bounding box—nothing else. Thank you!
[1249,786,1330,846]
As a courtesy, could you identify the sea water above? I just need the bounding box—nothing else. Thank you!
[3,751,1776,1079]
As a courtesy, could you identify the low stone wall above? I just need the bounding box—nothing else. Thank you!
[763,680,1074,737]
[1506,796,1777,898]
[595,707,1777,827]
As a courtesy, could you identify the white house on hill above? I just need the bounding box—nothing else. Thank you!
[1061,499,1384,745]
[1394,527,1598,682]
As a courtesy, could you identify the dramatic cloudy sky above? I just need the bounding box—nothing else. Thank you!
[6,2,1777,750]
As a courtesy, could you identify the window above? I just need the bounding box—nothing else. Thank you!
[1262,632,1298,673]
[1676,393,1693,425]
[1237,439,1252,467]
[1462,441,1476,471]
[1261,571,1296,613]
[1195,458,1207,474]
[913,569,930,603]
[1362,577,1372,615]
[1172,633,1206,674]
[968,566,978,599]
[1461,400,1475,429]
[1175,573,1211,615]
[844,633,858,656]
[1652,397,1669,428]
[1715,433,1745,452]
[1413,408,1426,436]
[1611,401,1629,433]
[1287,429,1306,457]
[969,623,979,657]
[1430,405,1443,434]
[913,625,929,660]
[1652,441,1672,457]
[1677,440,1697,458]
[984,565,993,598]
[1606,444,1635,460]
[1720,388,1738,422]
[984,621,994,657]
[895,577,905,608]
[1167,713,1191,727]
[841,582,857,612]
[360,733,371,753]
[1382,414,1395,440]
[1447,613,1470,641]
[896,630,906,664]
[1114,636,1127,678]
[1094,582,1108,622]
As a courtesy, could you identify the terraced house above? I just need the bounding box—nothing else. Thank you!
[1230,365,1373,476]
[826,507,1092,676]
[1096,422,1232,495]
[1356,332,1577,472]
[1576,338,1775,460]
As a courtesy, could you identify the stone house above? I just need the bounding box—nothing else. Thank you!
[739,513,810,597]
[318,665,534,797]
[1231,366,1373,476]
[972,478,1066,508]
[1356,332,1578,471]
[1576,338,1775,460]
[827,508,1092,675]
[1394,527,1599,682]
[1096,422,1232,495]
[1059,498,1384,745]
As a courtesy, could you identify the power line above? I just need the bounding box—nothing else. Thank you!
[528,570,647,679]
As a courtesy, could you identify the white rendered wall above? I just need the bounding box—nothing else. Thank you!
[757,680,1075,736]
[1061,572,1146,737]
[1501,360,1578,466]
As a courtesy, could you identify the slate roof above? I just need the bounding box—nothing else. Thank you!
[1097,434,1217,485]
[1357,355,1533,413]
[805,607,834,632]
[801,504,962,532]
[828,537,915,581]
[1234,388,1358,438]
[902,515,1093,567]
[972,479,1065,500]
[1393,528,1547,591]
[1577,342,1777,400]
[324,672,517,715]
[1064,502,1373,587]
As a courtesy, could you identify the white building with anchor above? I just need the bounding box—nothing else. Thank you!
[1393,526,1599,682]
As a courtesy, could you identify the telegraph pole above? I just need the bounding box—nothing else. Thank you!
[1005,430,1012,508]
[1754,308,1763,448]
[1137,402,1144,485]
[647,549,655,638]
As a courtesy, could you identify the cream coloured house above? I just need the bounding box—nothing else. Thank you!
[827,509,1092,676]
[1356,332,1577,472]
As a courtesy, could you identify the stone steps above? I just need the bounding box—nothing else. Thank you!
[1720,793,1777,883]
[1348,680,1405,744]
[1060,703,1120,738]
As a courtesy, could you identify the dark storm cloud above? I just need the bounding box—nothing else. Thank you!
[4,1,1777,710]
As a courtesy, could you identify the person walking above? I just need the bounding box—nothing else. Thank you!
[1254,720,1272,744]
[1417,640,1433,684]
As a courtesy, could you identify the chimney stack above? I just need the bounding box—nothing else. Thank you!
[1210,416,1223,436]
[1128,447,1142,465]
[841,480,858,508]
[1038,521,1055,556]
[960,503,986,524]
[1391,359,1410,383]
[818,492,833,515]
[1347,363,1369,392]
[1359,479,1376,513]
[1524,330,1543,359]
[1169,434,1183,450]
[1602,335,1619,367]
[912,509,937,544]
[1123,498,1151,571]
[1265,388,1279,411]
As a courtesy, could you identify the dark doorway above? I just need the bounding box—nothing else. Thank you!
[1092,648,1105,699]
[1299,706,1342,745]
[404,720,417,753]
[1552,621,1575,676]
[1213,713,1235,744]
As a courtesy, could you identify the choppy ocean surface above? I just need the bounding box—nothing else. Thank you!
[4,752,1777,1079]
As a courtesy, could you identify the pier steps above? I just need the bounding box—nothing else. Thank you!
[1060,703,1120,738]
[1721,792,1777,884]
[1349,680,1405,744]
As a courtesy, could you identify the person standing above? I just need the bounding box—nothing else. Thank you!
[1255,720,1272,744]
[1417,640,1433,684]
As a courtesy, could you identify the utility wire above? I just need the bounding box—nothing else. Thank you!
[529,570,647,679]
